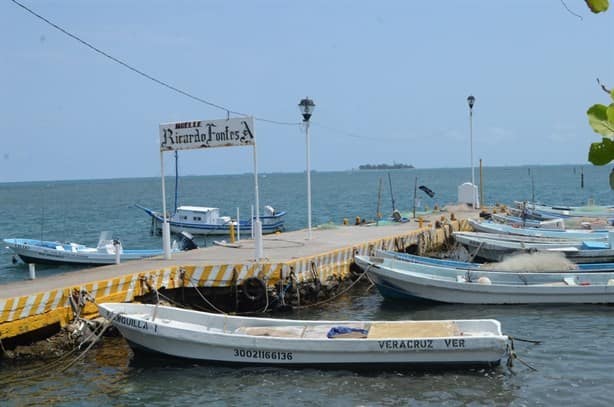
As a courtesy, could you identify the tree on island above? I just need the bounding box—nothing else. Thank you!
[358,162,414,170]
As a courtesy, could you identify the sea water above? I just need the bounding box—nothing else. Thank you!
[1,165,613,406]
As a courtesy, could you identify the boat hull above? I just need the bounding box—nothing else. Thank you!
[356,255,614,304]
[137,205,286,236]
[98,303,508,368]
[4,238,165,265]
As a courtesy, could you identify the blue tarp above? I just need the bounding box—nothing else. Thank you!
[326,326,369,338]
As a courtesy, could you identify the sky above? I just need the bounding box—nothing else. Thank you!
[1,0,613,183]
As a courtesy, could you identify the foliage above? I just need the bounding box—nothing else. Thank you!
[584,0,612,167]
[587,89,614,165]
[585,0,609,13]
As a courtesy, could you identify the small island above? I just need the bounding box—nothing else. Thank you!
[358,162,414,170]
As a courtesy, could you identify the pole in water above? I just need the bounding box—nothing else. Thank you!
[389,173,396,212]
[581,168,584,189]
[376,177,383,225]
[413,176,418,219]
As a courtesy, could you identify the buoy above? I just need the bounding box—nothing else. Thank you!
[477,276,491,285]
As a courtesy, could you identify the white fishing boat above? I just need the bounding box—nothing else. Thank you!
[376,250,614,273]
[4,231,196,266]
[355,255,614,304]
[136,204,286,236]
[491,212,565,229]
[468,219,609,240]
[515,201,614,219]
[98,302,510,368]
[453,231,614,263]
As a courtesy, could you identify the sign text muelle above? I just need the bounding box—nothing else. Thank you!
[159,117,255,151]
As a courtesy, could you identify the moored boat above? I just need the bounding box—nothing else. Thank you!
[491,212,565,229]
[355,255,614,304]
[98,302,510,368]
[453,231,614,263]
[3,231,196,266]
[468,219,609,240]
[136,204,286,236]
[515,201,614,219]
[377,250,614,273]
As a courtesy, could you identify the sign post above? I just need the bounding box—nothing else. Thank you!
[158,116,262,260]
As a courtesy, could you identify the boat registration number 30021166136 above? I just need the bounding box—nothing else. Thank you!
[233,349,294,361]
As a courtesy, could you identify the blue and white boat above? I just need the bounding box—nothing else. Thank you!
[491,212,565,228]
[468,219,609,240]
[3,231,195,266]
[136,204,286,236]
[355,254,614,304]
[453,231,614,263]
[376,250,614,273]
[515,201,614,219]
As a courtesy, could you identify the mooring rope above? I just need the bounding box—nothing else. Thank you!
[292,269,369,310]
[506,336,539,372]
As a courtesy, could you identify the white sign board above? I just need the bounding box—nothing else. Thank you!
[159,117,255,151]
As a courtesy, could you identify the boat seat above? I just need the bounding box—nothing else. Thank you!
[234,326,305,338]
[367,322,460,339]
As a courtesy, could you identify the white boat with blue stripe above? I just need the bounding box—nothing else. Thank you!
[3,231,195,266]
[136,204,286,236]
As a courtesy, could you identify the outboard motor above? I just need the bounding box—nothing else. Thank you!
[264,205,275,216]
[179,231,198,251]
[392,209,402,222]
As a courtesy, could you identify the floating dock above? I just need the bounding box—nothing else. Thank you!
[0,208,477,346]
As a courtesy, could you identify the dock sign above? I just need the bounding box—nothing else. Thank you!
[159,117,255,151]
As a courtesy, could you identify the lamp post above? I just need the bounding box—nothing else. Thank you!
[467,95,475,186]
[299,97,315,239]
[467,95,478,207]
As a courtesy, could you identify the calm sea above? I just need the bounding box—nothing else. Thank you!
[1,165,613,406]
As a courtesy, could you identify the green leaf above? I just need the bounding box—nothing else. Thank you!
[585,0,610,13]
[588,138,614,165]
[587,104,614,137]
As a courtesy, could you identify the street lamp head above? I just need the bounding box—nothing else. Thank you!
[298,97,316,122]
[467,95,475,109]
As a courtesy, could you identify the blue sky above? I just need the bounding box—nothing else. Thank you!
[1,0,613,182]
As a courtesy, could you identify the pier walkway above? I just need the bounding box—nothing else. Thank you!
[0,207,478,342]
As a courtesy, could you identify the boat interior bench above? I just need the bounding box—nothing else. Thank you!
[234,321,462,339]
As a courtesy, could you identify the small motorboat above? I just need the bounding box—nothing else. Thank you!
[4,231,197,266]
[136,204,286,236]
[98,302,510,369]
[355,255,614,304]
[453,231,614,263]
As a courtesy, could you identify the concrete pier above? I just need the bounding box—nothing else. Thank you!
[0,207,477,344]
